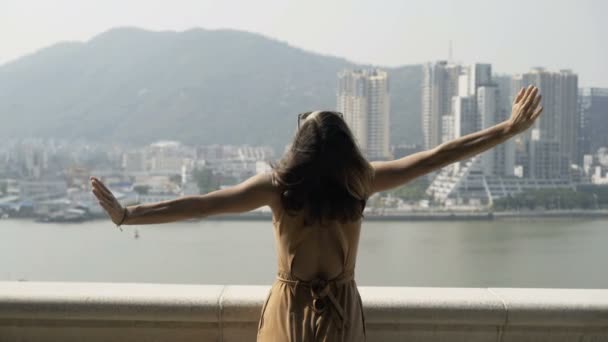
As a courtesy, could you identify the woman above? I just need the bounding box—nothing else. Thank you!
[91,86,543,341]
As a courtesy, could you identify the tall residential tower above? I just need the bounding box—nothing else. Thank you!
[337,69,391,161]
[421,61,462,149]
[512,68,578,179]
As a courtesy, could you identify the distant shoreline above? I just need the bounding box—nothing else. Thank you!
[3,209,607,223]
[205,210,608,221]
[494,210,608,220]
[205,212,495,221]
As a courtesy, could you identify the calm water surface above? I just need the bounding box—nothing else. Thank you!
[1,218,606,288]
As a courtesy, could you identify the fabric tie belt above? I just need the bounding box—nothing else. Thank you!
[276,270,355,330]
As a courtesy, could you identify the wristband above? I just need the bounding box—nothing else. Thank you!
[116,207,128,230]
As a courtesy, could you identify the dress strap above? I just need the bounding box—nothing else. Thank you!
[276,269,355,330]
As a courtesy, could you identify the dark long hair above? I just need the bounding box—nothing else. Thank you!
[272,111,374,225]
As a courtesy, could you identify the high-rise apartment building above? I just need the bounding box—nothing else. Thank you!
[512,68,578,179]
[477,84,515,177]
[452,95,477,137]
[421,61,462,149]
[492,76,517,176]
[337,69,391,160]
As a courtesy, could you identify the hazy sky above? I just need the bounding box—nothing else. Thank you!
[2,0,607,87]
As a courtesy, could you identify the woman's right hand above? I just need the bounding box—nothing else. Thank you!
[90,176,127,225]
[506,85,543,136]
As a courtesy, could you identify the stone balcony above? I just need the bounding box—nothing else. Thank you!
[1,282,607,341]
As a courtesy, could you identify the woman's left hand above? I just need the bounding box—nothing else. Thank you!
[90,177,126,225]
[506,85,543,136]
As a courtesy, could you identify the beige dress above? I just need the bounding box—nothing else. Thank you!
[256,206,367,341]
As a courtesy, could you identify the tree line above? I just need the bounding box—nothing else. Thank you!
[493,186,608,211]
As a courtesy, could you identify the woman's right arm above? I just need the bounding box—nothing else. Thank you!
[369,85,543,194]
[91,172,277,225]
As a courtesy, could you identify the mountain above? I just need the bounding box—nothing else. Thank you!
[0,27,422,151]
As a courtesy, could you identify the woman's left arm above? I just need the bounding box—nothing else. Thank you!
[370,85,543,194]
[91,172,277,225]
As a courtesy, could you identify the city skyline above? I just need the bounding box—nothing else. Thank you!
[422,61,597,204]
[1,61,608,215]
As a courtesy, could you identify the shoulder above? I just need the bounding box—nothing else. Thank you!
[244,171,279,191]
[243,171,282,208]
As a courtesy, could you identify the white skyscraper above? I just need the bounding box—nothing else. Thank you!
[421,61,462,149]
[337,69,391,161]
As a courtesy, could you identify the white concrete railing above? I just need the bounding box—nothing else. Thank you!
[0,282,607,341]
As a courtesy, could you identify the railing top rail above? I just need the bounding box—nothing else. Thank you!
[1,282,607,327]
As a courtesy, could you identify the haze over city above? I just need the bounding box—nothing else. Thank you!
[2,0,607,87]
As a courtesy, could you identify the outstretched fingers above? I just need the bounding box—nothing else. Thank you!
[514,87,525,105]
[531,105,544,121]
[92,188,113,206]
[520,85,534,104]
[91,177,110,193]
[522,86,538,112]
[91,182,112,200]
[529,94,542,115]
[91,178,116,201]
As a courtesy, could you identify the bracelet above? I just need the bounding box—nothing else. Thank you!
[116,207,128,228]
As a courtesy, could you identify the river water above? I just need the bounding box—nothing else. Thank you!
[1,218,606,288]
